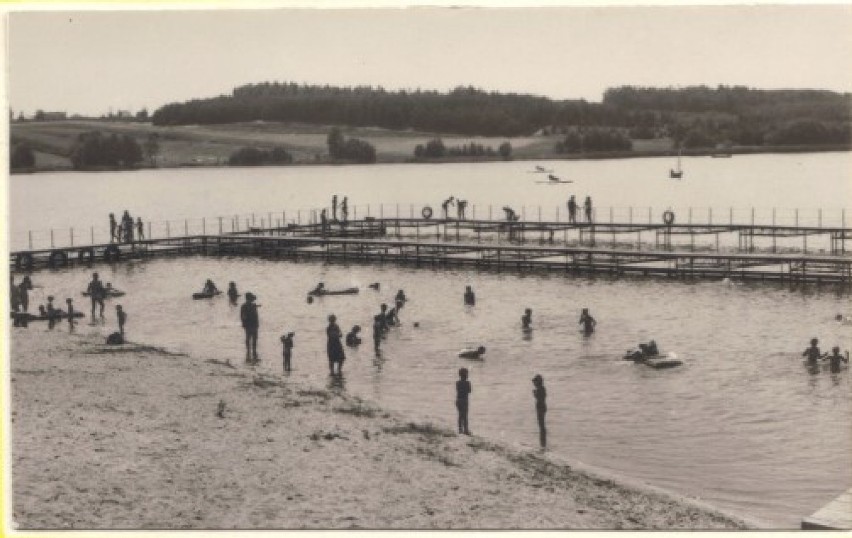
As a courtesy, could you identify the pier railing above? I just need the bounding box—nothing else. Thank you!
[9,203,851,252]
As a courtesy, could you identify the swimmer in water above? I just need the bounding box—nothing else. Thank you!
[310,282,325,296]
[802,338,826,364]
[823,346,849,373]
[227,282,239,303]
[346,325,362,347]
[464,286,475,306]
[521,308,532,330]
[579,308,596,335]
[459,346,486,359]
[202,279,219,295]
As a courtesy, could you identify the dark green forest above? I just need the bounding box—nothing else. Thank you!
[151,83,851,149]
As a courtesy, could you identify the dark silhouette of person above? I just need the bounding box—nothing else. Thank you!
[385,306,399,327]
[136,217,145,240]
[522,308,532,330]
[65,298,76,328]
[584,196,593,223]
[346,325,362,347]
[122,210,134,242]
[280,332,294,372]
[241,292,260,361]
[341,197,349,222]
[567,195,577,224]
[203,279,219,295]
[802,338,825,365]
[116,304,126,336]
[456,368,472,435]
[109,213,119,243]
[87,272,106,318]
[372,314,383,353]
[18,275,33,313]
[46,296,61,329]
[464,286,476,306]
[378,303,390,334]
[579,308,596,335]
[320,209,328,236]
[502,206,516,221]
[332,195,338,221]
[227,282,239,304]
[457,199,468,220]
[532,374,547,448]
[326,314,345,375]
[395,289,407,310]
[442,196,455,219]
[10,276,21,327]
[824,346,849,373]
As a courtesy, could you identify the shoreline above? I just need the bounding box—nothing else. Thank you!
[9,329,755,530]
[11,144,851,175]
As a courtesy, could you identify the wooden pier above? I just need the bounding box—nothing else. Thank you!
[9,217,852,286]
[802,488,851,530]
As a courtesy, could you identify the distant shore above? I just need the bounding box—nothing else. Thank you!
[10,329,754,530]
[9,120,850,174]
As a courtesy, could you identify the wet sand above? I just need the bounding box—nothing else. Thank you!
[10,330,750,530]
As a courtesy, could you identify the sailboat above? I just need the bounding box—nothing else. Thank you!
[669,148,683,179]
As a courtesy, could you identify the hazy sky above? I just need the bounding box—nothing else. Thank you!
[7,4,852,116]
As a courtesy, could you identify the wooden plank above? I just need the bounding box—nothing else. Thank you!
[802,488,852,530]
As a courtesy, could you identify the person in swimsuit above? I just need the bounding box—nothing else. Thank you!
[455,368,472,435]
[326,314,345,375]
[532,374,547,448]
[280,332,294,372]
[579,308,596,335]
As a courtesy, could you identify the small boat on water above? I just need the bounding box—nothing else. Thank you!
[308,287,359,296]
[458,346,486,360]
[192,290,222,300]
[532,165,553,173]
[11,311,85,321]
[536,174,572,184]
[624,343,682,369]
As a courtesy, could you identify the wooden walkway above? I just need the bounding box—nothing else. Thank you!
[802,488,851,530]
[9,223,852,286]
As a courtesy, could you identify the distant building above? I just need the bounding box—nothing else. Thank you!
[35,111,67,121]
[116,110,133,119]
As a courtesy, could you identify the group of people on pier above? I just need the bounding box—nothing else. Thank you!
[109,210,145,243]
[566,195,594,224]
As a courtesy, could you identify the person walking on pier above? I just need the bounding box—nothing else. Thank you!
[116,304,126,336]
[567,195,578,224]
[457,199,468,220]
[579,308,597,336]
[455,368,472,435]
[136,217,145,241]
[281,332,294,372]
[532,374,547,448]
[332,195,338,221]
[87,272,106,319]
[320,209,329,236]
[241,292,260,362]
[341,197,349,223]
[442,196,455,219]
[326,314,345,376]
[583,196,593,223]
[109,213,119,242]
[464,285,476,306]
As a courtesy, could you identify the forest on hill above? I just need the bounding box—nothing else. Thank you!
[151,83,851,149]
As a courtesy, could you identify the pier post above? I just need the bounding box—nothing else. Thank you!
[751,207,755,226]
[28,231,32,250]
[50,229,54,248]
[185,220,189,237]
[166,221,170,238]
[688,207,692,225]
[709,207,712,225]
[629,206,633,224]
[218,217,223,235]
[818,208,822,228]
[252,213,255,226]
[203,218,206,235]
[70,227,74,247]
[489,205,492,221]
[147,222,151,240]
[268,212,272,230]
[90,227,94,245]
[368,204,371,217]
[795,208,799,227]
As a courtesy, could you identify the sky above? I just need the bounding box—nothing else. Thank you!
[5,4,852,117]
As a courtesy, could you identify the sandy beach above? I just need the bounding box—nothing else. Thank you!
[8,328,751,530]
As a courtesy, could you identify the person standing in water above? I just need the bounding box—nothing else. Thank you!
[532,374,547,448]
[18,276,33,313]
[326,314,345,375]
[116,304,126,336]
[802,338,825,365]
[280,332,294,372]
[227,282,239,304]
[824,347,849,373]
[10,276,22,327]
[241,292,260,362]
[522,308,533,330]
[65,298,76,329]
[455,368,472,435]
[464,286,476,306]
[346,325,362,347]
[87,272,106,319]
[579,308,596,335]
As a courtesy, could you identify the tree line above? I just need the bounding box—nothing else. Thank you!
[151,82,851,149]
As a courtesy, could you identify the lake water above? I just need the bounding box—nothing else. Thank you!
[8,152,852,528]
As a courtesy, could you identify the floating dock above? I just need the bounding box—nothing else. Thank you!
[9,217,852,286]
[802,488,851,530]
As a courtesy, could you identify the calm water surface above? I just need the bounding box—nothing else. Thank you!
[10,256,850,528]
[8,152,852,527]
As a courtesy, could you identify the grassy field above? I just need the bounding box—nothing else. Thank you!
[10,120,557,170]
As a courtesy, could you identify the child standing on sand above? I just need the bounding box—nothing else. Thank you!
[280,332,294,372]
[455,368,472,435]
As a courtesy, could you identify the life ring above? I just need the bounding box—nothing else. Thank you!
[15,252,33,271]
[103,244,121,262]
[48,250,68,268]
[421,206,433,220]
[78,247,95,264]
[663,210,675,226]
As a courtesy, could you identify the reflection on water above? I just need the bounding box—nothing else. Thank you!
[9,254,851,528]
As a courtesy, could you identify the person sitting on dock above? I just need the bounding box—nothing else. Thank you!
[502,206,517,221]
[457,199,468,220]
[464,286,476,306]
[38,305,47,317]
[346,325,362,347]
[823,346,849,373]
[522,308,533,330]
[227,282,239,303]
[567,195,578,224]
[203,279,219,295]
[579,308,597,335]
[116,304,126,336]
[87,272,106,319]
[802,338,826,365]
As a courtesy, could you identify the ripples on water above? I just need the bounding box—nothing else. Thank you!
[10,256,850,527]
